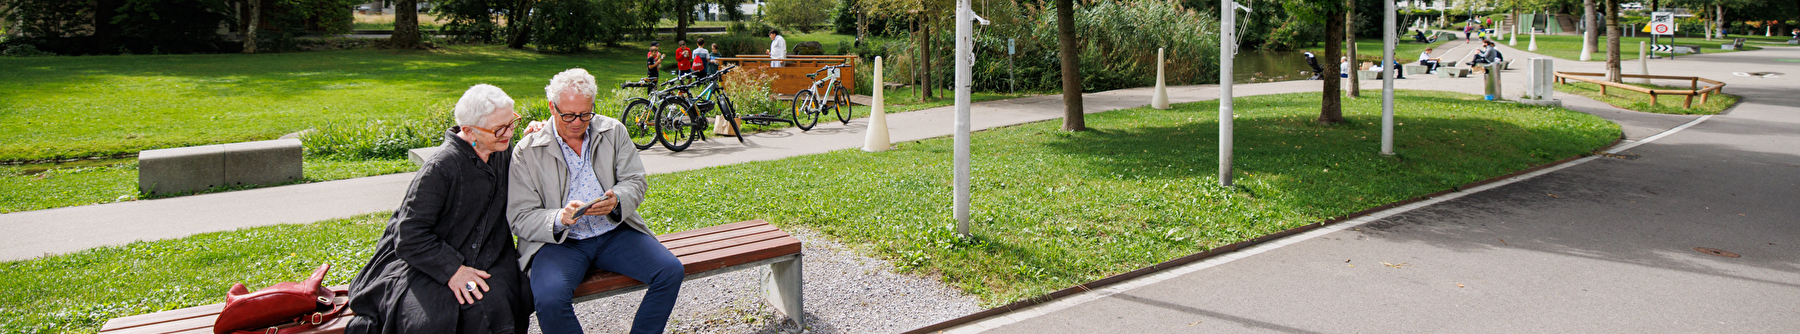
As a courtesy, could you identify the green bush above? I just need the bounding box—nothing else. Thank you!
[432,0,507,43]
[530,0,628,52]
[2,44,56,57]
[300,108,455,161]
[765,0,833,33]
[921,0,1218,93]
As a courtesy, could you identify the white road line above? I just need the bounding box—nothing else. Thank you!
[949,112,1715,333]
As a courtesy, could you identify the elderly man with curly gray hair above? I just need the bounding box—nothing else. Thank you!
[506,68,682,334]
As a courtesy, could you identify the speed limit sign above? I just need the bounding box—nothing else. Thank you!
[1650,12,1674,36]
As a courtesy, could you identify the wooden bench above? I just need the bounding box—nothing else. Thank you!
[98,220,804,334]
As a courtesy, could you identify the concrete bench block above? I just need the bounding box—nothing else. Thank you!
[139,145,227,196]
[1436,68,1470,78]
[1404,65,1431,75]
[1356,70,1383,80]
[408,146,443,166]
[222,139,302,187]
[138,139,302,196]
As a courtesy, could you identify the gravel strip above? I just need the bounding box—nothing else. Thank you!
[526,227,983,333]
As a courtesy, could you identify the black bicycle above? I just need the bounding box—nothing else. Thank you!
[620,72,704,151]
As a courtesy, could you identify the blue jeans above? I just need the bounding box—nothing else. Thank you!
[530,227,684,334]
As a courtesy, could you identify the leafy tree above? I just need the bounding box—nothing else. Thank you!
[767,0,833,33]
[530,0,626,52]
[432,0,508,43]
[1285,0,1349,124]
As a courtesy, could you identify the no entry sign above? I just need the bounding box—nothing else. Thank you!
[1650,12,1674,36]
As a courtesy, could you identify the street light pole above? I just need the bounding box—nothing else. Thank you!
[954,0,974,236]
[1381,0,1395,155]
[1218,0,1235,187]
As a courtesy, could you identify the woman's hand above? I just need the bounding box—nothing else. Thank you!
[448,266,490,305]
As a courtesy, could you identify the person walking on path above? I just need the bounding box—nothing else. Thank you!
[507,69,683,334]
[767,29,787,68]
[343,84,533,334]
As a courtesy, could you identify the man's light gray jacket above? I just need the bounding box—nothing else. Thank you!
[506,116,652,271]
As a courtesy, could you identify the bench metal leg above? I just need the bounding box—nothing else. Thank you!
[763,255,804,327]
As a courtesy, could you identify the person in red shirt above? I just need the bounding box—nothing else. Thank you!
[674,39,692,77]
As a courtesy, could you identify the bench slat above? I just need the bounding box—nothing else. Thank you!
[655,219,767,242]
[660,224,781,251]
[572,236,800,296]
[101,303,224,332]
[665,229,790,257]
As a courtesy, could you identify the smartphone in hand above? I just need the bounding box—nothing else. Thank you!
[570,193,615,217]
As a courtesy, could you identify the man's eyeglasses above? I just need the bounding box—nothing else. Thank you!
[551,102,597,122]
[468,114,524,137]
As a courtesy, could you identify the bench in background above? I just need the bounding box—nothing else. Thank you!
[98,219,805,334]
[138,139,302,196]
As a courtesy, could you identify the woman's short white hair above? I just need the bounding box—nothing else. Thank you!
[545,68,599,104]
[455,84,515,127]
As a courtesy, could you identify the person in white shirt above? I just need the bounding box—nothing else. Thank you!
[767,30,787,68]
[1339,57,1350,78]
[1417,47,1440,73]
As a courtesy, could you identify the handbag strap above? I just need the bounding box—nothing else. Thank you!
[232,288,348,334]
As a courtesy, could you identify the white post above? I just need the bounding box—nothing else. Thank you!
[1380,0,1395,156]
[953,0,973,236]
[1510,23,1518,45]
[1528,31,1538,51]
[1152,48,1170,109]
[1637,41,1651,84]
[1218,0,1234,187]
[863,56,892,152]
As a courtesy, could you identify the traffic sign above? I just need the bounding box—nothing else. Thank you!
[1650,12,1674,36]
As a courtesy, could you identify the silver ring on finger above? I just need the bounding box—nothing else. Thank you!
[464,281,477,292]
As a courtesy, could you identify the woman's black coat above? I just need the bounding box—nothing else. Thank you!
[344,128,532,334]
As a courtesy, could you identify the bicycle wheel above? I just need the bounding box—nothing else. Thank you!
[620,98,657,150]
[717,93,745,143]
[655,97,700,152]
[791,89,820,131]
[834,86,854,124]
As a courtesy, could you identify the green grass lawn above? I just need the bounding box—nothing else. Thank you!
[0,90,1620,333]
[1553,80,1739,115]
[0,45,654,163]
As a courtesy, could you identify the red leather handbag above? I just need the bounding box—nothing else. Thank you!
[214,264,348,334]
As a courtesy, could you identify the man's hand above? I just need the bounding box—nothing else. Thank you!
[556,191,616,226]
[448,266,490,305]
[523,120,548,135]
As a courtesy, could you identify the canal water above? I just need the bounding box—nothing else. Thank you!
[1232,50,1320,84]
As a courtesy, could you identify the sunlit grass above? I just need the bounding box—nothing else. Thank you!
[1553,80,1739,115]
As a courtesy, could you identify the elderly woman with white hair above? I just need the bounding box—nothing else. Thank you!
[344,84,534,334]
[507,68,677,334]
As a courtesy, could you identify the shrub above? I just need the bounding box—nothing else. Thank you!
[432,0,507,43]
[765,0,832,33]
[2,44,56,57]
[301,108,455,161]
[530,0,628,52]
[721,66,781,116]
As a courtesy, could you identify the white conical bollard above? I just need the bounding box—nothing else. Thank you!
[1528,31,1538,51]
[863,56,892,152]
[1510,25,1518,46]
[1151,48,1170,109]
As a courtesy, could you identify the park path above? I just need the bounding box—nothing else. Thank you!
[950,43,1800,332]
[0,42,1700,263]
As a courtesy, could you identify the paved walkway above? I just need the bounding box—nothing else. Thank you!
[951,44,1800,332]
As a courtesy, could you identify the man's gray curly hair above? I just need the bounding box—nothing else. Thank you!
[545,68,599,104]
[454,84,514,127]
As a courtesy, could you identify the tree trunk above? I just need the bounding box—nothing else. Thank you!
[922,22,935,100]
[391,0,421,49]
[1346,0,1359,98]
[1057,0,1084,131]
[1584,0,1598,51]
[675,0,689,42]
[1605,0,1621,83]
[243,0,260,54]
[506,0,534,49]
[1321,8,1345,125]
[1715,5,1724,39]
